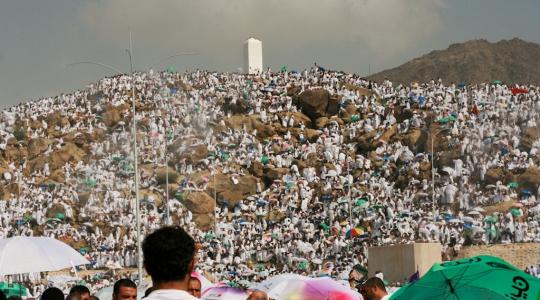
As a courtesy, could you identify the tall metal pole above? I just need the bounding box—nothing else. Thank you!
[431,134,435,217]
[126,32,143,285]
[163,94,170,225]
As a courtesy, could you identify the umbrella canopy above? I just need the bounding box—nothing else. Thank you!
[0,282,27,297]
[254,273,309,298]
[0,236,89,275]
[390,255,540,300]
[255,275,361,300]
[484,215,498,223]
[346,227,366,238]
[509,208,523,217]
[355,199,369,208]
[202,286,248,300]
[508,182,519,189]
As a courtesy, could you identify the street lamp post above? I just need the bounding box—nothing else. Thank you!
[125,32,143,285]
[160,88,171,225]
[66,33,143,284]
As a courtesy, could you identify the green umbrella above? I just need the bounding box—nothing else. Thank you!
[0,282,27,297]
[493,80,502,85]
[261,155,270,165]
[371,204,385,209]
[510,208,523,217]
[508,182,519,189]
[350,115,360,122]
[221,152,230,161]
[437,117,450,124]
[280,65,287,72]
[320,223,330,231]
[166,66,177,73]
[84,179,97,187]
[390,255,540,300]
[338,197,349,204]
[355,199,369,208]
[485,215,498,223]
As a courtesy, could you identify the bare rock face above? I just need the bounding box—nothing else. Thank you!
[207,174,258,207]
[520,126,540,152]
[192,213,214,231]
[516,167,540,192]
[484,168,512,185]
[182,192,216,214]
[28,138,52,159]
[295,89,340,120]
[263,167,289,185]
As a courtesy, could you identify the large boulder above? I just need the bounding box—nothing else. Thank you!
[295,89,339,120]
[192,213,214,230]
[28,138,52,159]
[156,167,179,185]
[516,167,540,192]
[248,161,264,178]
[182,192,216,214]
[207,174,258,207]
[263,167,289,184]
[50,143,87,171]
[402,128,424,151]
[485,168,512,185]
[520,126,540,152]
[277,112,312,128]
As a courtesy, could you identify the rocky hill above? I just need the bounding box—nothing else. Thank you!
[368,38,540,85]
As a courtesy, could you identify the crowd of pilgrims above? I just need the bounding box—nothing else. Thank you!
[1,66,540,294]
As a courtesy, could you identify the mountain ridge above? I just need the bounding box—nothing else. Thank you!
[368,38,540,85]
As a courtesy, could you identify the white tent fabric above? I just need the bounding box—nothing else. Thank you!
[0,236,89,275]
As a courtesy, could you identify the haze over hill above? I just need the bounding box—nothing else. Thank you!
[368,38,540,85]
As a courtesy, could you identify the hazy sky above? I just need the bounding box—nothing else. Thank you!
[1,0,539,108]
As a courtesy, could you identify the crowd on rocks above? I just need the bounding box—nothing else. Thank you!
[1,65,540,294]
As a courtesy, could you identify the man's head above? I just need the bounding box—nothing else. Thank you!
[112,279,137,300]
[0,290,6,300]
[247,290,268,300]
[69,285,91,300]
[187,277,201,298]
[41,287,65,300]
[360,277,387,300]
[143,226,196,283]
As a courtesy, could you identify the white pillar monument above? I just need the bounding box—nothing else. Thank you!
[244,37,263,74]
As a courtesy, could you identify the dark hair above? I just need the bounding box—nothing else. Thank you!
[41,287,65,300]
[362,277,386,290]
[7,296,22,300]
[113,279,137,296]
[143,288,154,298]
[65,294,80,300]
[142,226,195,282]
[69,286,90,296]
[0,290,6,300]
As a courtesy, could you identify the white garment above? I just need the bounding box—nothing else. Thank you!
[145,289,199,300]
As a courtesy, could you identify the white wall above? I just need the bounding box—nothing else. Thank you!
[244,38,263,74]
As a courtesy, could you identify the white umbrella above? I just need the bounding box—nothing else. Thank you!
[202,286,247,300]
[467,211,482,216]
[462,216,475,223]
[253,274,309,299]
[257,276,362,300]
[0,236,89,275]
